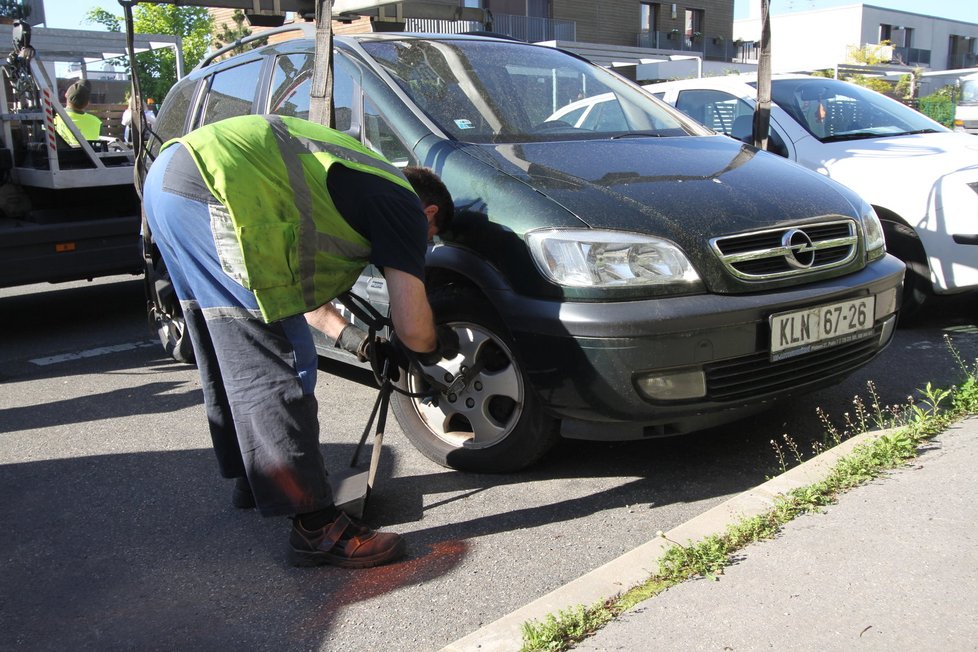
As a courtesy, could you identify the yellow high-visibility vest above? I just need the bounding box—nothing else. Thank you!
[167,114,415,322]
[54,110,102,146]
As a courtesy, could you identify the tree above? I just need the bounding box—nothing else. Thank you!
[84,5,213,103]
[893,68,924,101]
[212,9,253,51]
[848,76,894,95]
[85,7,120,32]
[846,41,894,66]
[0,0,30,21]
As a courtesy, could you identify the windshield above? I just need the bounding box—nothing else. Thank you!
[761,78,947,142]
[361,38,690,144]
[961,79,978,106]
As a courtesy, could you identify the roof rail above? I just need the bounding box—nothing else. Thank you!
[197,22,316,70]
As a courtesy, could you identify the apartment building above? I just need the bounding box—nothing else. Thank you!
[734,3,978,73]
[211,1,736,62]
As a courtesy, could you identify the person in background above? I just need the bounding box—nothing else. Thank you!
[54,80,102,147]
[122,93,158,143]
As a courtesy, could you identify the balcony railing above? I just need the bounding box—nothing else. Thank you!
[891,46,931,66]
[405,17,482,34]
[406,12,575,43]
[491,13,576,42]
[637,31,738,61]
[948,52,978,69]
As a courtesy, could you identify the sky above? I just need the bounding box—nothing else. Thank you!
[37,0,978,31]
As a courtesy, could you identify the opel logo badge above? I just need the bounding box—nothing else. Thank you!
[782,229,816,269]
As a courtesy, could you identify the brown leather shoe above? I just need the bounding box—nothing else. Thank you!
[289,512,406,568]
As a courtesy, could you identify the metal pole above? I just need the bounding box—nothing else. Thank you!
[753,0,771,151]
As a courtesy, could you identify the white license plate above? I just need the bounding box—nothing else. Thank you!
[770,296,875,361]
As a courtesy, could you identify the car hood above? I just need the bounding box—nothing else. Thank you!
[471,135,859,245]
[802,131,978,231]
[811,131,978,184]
[451,135,868,296]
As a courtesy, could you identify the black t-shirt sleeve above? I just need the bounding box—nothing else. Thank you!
[326,164,427,281]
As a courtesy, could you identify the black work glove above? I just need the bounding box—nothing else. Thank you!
[368,337,409,383]
[415,325,460,366]
[334,323,370,361]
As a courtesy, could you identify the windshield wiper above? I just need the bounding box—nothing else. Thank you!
[823,127,942,142]
[897,128,941,136]
[820,131,881,143]
[610,131,664,139]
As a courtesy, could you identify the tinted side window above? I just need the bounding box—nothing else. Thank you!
[676,88,789,158]
[363,97,414,167]
[199,59,263,127]
[269,53,355,133]
[151,79,198,155]
[676,89,753,136]
[582,100,628,131]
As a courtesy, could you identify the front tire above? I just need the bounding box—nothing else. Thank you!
[391,286,558,473]
[882,220,930,321]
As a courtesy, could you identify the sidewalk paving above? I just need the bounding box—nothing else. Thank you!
[443,417,978,651]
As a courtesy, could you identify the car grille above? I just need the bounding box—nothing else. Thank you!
[704,324,883,402]
[710,219,859,280]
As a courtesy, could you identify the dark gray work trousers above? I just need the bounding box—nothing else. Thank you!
[143,143,334,517]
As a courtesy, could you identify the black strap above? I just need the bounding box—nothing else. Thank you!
[336,291,390,332]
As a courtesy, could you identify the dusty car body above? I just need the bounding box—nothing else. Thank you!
[148,33,904,472]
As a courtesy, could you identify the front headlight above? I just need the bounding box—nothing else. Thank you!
[861,203,886,261]
[526,229,701,288]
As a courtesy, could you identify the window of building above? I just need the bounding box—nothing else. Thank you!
[482,0,548,17]
[684,8,703,38]
[879,24,892,42]
[640,2,657,34]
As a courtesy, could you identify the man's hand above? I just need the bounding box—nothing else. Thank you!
[416,325,460,366]
[334,323,370,361]
[368,337,409,383]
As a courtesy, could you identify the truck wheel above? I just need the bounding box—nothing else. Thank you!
[145,256,195,364]
[149,302,194,364]
[391,287,558,473]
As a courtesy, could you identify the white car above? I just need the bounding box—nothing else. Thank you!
[648,75,978,313]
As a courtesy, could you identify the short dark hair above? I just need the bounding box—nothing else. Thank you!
[65,81,91,108]
[404,166,453,233]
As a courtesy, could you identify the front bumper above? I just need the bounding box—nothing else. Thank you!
[495,254,905,440]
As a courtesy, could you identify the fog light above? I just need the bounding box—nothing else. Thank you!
[636,369,707,401]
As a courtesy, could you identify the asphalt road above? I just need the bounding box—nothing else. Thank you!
[1,276,975,651]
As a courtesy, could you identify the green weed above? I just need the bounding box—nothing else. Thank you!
[519,335,977,652]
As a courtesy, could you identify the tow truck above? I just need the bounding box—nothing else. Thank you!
[0,22,183,289]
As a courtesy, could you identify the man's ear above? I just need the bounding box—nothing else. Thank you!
[423,204,439,221]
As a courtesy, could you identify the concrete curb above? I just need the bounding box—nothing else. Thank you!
[440,427,898,652]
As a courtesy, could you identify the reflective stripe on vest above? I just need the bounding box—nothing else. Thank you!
[167,115,415,322]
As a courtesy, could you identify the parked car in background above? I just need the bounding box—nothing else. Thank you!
[953,71,978,135]
[648,74,978,315]
[147,32,904,473]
